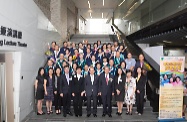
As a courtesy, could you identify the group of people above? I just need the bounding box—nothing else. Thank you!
[35,40,147,118]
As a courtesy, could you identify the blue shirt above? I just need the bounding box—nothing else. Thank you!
[125,58,136,70]
[161,79,169,86]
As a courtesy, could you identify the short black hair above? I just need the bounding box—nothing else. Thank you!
[76,66,82,70]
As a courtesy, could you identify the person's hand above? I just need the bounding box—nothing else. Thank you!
[112,92,114,96]
[45,91,47,96]
[116,89,120,95]
[81,92,84,96]
[137,90,140,93]
[98,92,101,96]
[54,91,57,94]
[60,93,63,97]
[85,93,86,97]
[130,66,134,71]
[72,93,75,97]
[130,95,133,99]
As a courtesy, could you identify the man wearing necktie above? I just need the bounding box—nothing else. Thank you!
[60,65,73,117]
[72,66,85,117]
[98,66,114,117]
[85,66,99,117]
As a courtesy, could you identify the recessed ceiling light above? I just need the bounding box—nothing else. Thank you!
[118,0,126,6]
[103,0,104,6]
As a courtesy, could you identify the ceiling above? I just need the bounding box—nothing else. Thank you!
[72,0,121,19]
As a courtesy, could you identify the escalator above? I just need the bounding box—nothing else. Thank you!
[110,29,160,112]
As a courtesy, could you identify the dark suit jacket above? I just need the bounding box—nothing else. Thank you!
[114,75,126,92]
[99,73,114,96]
[84,75,99,96]
[53,75,62,93]
[60,74,73,94]
[134,61,144,76]
[72,74,85,93]
[136,75,146,93]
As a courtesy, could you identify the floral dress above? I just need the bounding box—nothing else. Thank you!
[125,77,136,105]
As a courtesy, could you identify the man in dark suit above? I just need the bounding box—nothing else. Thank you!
[98,66,114,117]
[72,66,85,117]
[85,66,99,117]
[134,54,145,76]
[60,65,73,117]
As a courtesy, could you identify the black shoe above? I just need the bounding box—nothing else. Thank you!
[63,114,67,117]
[87,114,91,117]
[126,111,129,115]
[93,114,97,117]
[37,112,44,115]
[79,114,82,117]
[116,112,119,115]
[118,112,122,116]
[102,113,106,117]
[67,112,73,116]
[108,114,112,117]
[75,115,78,117]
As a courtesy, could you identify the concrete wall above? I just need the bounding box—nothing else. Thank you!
[0,0,61,121]
[35,0,77,41]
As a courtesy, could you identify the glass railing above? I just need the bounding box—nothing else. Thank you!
[114,0,187,35]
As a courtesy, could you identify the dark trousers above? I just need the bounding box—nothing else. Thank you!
[54,92,61,110]
[102,94,112,114]
[136,92,144,114]
[97,96,102,105]
[63,93,71,114]
[87,94,97,114]
[73,92,83,116]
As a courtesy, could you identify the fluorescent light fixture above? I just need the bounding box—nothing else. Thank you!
[129,2,137,10]
[90,13,92,18]
[103,0,105,6]
[163,40,172,44]
[118,0,126,6]
[88,1,91,8]
[102,13,103,18]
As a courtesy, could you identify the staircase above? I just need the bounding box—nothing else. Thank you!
[70,34,112,44]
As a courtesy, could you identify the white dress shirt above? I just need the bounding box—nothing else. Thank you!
[77,74,81,80]
[90,75,94,85]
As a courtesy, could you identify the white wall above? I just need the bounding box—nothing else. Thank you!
[0,0,61,121]
[84,19,113,34]
[143,46,163,65]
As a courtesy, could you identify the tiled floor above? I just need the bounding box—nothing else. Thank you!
[23,107,159,122]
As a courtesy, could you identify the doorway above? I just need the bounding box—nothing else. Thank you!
[0,53,14,122]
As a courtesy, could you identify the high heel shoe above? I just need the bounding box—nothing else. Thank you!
[116,112,119,115]
[37,112,43,115]
[118,112,122,116]
[129,111,132,115]
[50,110,53,114]
[126,111,129,115]
[47,111,50,115]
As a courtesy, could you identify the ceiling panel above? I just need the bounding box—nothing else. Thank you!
[72,0,121,19]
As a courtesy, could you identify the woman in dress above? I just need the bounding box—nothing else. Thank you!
[115,68,126,115]
[135,67,146,115]
[44,68,55,115]
[53,67,62,114]
[35,67,47,115]
[125,70,136,115]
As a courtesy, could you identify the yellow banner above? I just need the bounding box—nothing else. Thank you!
[159,57,185,120]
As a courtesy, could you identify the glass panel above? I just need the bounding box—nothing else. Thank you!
[114,0,187,35]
